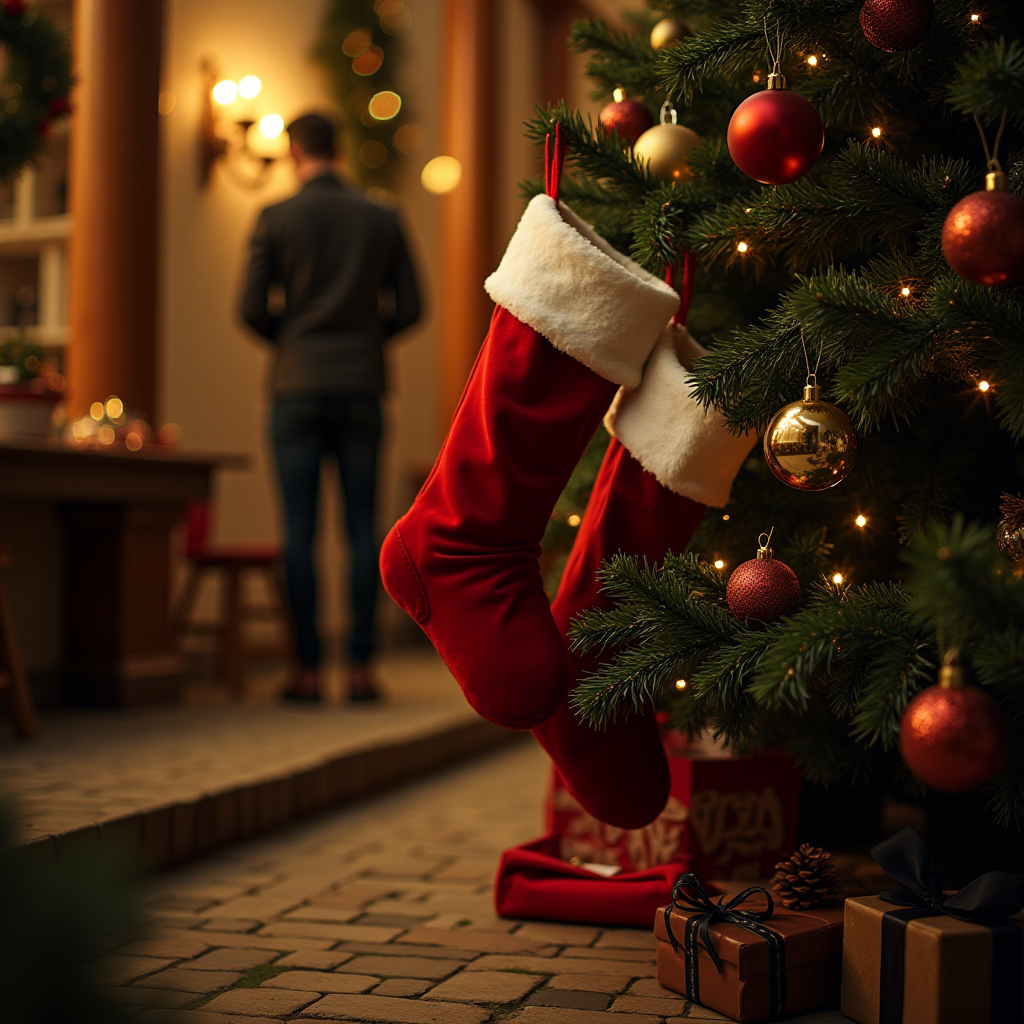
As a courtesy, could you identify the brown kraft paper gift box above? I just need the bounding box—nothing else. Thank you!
[841,895,1024,1024]
[654,895,845,1022]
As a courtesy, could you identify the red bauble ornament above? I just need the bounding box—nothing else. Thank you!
[860,0,934,53]
[942,172,1024,287]
[599,95,653,146]
[727,80,824,186]
[726,535,801,622]
[900,655,1008,792]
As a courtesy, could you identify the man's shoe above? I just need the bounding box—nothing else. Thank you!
[283,667,321,703]
[348,663,382,703]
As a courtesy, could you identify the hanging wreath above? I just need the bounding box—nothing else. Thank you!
[0,1,73,182]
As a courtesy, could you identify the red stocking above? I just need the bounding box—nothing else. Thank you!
[380,136,679,730]
[533,310,759,828]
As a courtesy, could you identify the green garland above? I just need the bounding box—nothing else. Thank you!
[314,0,412,193]
[0,2,73,182]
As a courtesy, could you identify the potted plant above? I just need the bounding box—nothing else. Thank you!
[0,329,65,437]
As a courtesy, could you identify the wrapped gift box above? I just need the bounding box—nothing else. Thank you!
[548,733,800,880]
[655,895,845,1022]
[841,895,1024,1024]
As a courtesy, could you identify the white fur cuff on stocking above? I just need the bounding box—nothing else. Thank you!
[605,323,758,508]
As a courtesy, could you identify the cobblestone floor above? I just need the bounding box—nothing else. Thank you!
[97,742,846,1024]
[3,650,469,845]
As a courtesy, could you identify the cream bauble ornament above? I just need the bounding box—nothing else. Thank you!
[650,18,690,50]
[633,102,701,182]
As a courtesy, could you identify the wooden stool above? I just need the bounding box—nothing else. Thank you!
[173,502,293,697]
[0,545,37,737]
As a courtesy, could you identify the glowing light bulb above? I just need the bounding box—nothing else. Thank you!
[567,514,581,527]
[971,13,980,21]
[871,127,882,138]
[259,113,284,139]
[714,559,725,570]
[89,401,104,421]
[212,79,238,105]
[238,75,262,99]
[613,87,625,103]
[737,241,749,253]
[105,396,124,421]
[832,572,845,585]
[900,286,911,297]
[675,679,687,691]
[807,55,818,66]
[421,155,462,195]
[855,515,867,528]
[722,514,730,521]
[979,380,990,392]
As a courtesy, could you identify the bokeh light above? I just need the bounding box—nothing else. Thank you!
[212,80,238,105]
[259,114,284,139]
[421,155,462,194]
[238,75,262,99]
[368,91,402,121]
[359,140,388,168]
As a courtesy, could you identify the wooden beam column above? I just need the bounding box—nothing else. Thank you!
[68,0,163,421]
[438,0,496,436]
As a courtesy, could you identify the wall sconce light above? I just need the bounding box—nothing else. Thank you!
[200,60,288,188]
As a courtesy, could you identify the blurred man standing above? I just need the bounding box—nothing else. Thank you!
[242,113,421,702]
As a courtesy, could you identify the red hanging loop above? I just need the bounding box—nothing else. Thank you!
[666,248,698,325]
[544,122,568,202]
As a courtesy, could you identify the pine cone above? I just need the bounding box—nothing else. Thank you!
[771,844,840,909]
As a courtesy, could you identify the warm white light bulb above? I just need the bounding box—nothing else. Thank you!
[714,559,725,570]
[900,286,911,297]
[871,127,882,138]
[737,241,749,253]
[979,380,991,392]
[832,572,845,585]
[259,113,284,139]
[212,79,238,105]
[855,515,867,528]
[807,55,818,66]
[238,75,262,99]
[971,13,980,22]
[567,514,581,527]
[675,679,687,691]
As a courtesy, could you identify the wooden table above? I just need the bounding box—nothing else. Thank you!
[0,438,247,707]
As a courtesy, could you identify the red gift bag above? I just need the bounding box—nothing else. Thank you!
[494,835,699,927]
[547,734,801,881]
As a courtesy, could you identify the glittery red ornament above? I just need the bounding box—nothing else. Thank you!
[942,174,1024,287]
[727,84,824,185]
[900,664,1008,792]
[599,96,653,146]
[860,0,934,52]
[726,536,801,622]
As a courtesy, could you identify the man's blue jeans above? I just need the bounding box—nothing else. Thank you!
[271,396,382,667]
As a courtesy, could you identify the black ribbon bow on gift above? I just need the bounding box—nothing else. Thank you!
[871,826,1024,1024]
[664,873,787,1019]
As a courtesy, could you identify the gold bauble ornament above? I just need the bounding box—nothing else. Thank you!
[650,17,690,50]
[997,519,1024,561]
[764,382,857,491]
[633,102,701,182]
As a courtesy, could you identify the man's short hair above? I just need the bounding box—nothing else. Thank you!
[287,113,337,159]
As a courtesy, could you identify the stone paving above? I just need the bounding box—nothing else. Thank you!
[2,650,478,848]
[98,742,847,1024]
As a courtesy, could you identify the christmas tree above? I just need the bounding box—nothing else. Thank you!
[533,0,1024,834]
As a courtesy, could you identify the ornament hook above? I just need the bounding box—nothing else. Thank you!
[800,330,824,397]
[763,16,786,89]
[659,100,678,125]
[756,527,775,560]
[973,111,1008,190]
